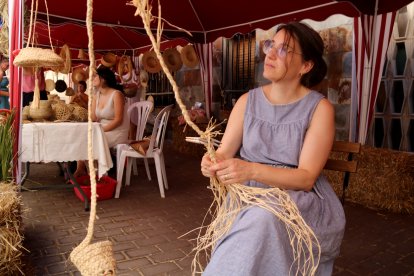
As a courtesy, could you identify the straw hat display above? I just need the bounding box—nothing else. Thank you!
[162,48,182,72]
[142,50,161,73]
[180,45,199,68]
[101,52,117,68]
[45,79,55,92]
[72,67,88,84]
[117,55,133,82]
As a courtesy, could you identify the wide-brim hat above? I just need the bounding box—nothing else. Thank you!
[101,52,117,68]
[72,67,88,84]
[142,51,161,73]
[180,45,199,68]
[45,79,55,92]
[162,48,182,72]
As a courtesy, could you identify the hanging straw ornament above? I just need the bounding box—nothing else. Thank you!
[58,44,72,74]
[130,1,320,275]
[13,0,63,109]
[69,0,116,274]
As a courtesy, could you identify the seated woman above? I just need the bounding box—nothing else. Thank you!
[74,67,129,177]
[70,80,88,109]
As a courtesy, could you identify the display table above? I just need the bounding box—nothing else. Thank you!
[21,122,113,210]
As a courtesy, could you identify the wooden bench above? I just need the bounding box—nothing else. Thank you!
[324,140,361,203]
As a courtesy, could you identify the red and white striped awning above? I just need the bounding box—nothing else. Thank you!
[352,12,396,143]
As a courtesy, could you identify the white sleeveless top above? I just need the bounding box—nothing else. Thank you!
[95,90,129,148]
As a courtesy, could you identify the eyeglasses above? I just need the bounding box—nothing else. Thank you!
[262,40,302,59]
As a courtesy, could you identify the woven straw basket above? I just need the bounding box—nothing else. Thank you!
[13,47,64,68]
[29,100,53,120]
[70,240,116,276]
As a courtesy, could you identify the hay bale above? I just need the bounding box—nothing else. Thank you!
[0,182,25,275]
[0,184,21,226]
[324,146,414,214]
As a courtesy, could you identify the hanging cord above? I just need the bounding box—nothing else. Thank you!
[26,0,54,50]
[83,0,98,247]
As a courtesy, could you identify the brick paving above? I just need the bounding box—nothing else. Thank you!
[20,144,414,275]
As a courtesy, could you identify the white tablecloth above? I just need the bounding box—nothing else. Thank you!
[21,122,113,178]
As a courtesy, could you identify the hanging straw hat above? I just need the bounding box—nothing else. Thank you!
[77,49,88,60]
[162,48,183,72]
[45,79,55,92]
[101,52,117,68]
[55,80,67,93]
[59,44,72,74]
[142,51,161,73]
[180,45,199,68]
[72,67,88,84]
[13,47,64,68]
[117,55,133,82]
[65,87,75,96]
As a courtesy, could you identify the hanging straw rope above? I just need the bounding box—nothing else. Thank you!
[130,1,320,275]
[13,0,63,109]
[69,0,116,274]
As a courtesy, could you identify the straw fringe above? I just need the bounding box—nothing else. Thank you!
[131,1,320,275]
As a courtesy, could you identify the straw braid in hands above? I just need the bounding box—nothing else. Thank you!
[201,154,252,184]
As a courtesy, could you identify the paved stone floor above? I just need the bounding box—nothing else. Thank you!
[20,144,414,275]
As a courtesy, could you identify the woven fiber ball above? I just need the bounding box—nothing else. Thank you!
[72,106,88,122]
[53,103,72,121]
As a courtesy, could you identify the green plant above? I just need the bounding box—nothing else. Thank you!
[0,109,15,181]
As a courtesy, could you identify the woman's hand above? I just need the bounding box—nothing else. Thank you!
[200,153,218,178]
[201,154,253,185]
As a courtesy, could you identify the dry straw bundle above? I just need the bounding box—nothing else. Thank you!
[130,1,320,275]
[0,0,9,56]
[69,0,116,274]
[0,183,25,275]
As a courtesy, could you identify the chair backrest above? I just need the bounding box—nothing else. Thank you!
[324,141,361,173]
[147,105,173,155]
[324,140,361,203]
[127,101,153,140]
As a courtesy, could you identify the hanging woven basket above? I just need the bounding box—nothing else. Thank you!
[13,47,64,68]
[70,240,116,276]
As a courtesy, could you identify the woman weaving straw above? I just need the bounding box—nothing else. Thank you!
[200,22,346,275]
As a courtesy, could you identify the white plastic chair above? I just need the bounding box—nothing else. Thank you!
[115,101,153,188]
[116,104,173,198]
